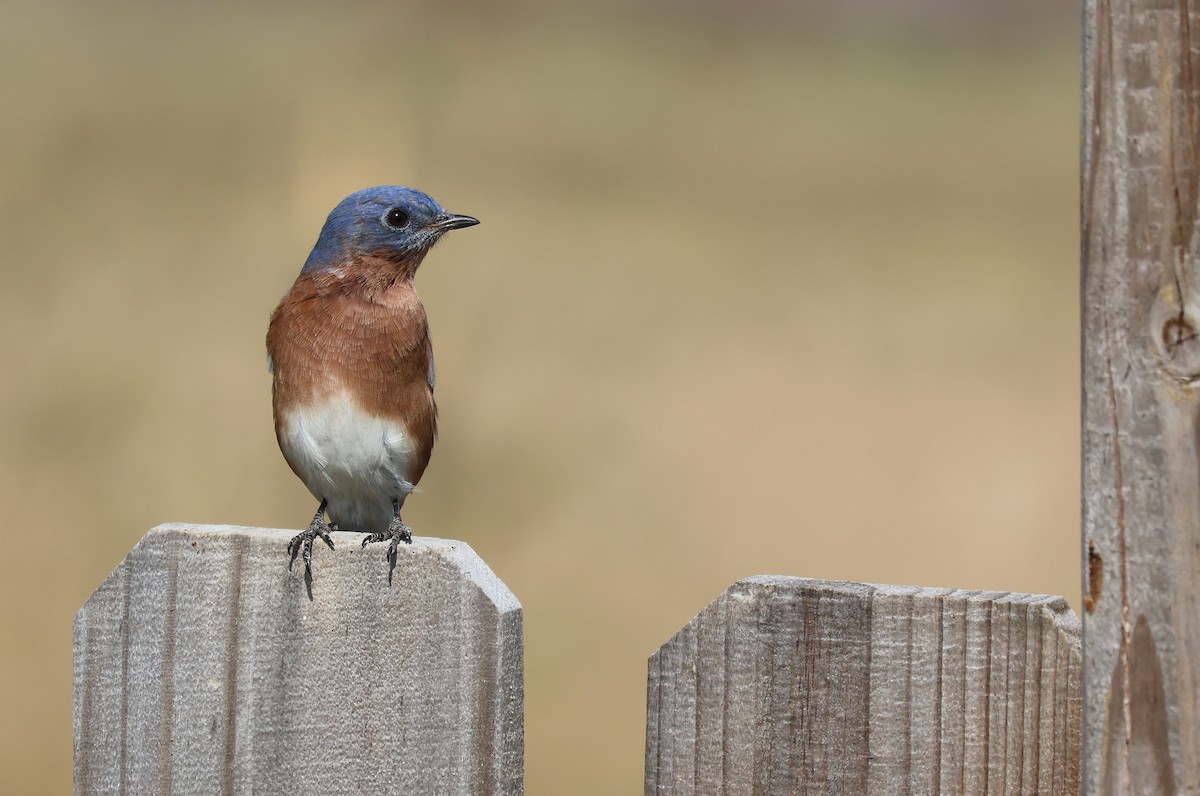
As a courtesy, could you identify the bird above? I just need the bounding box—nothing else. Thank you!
[266,186,478,578]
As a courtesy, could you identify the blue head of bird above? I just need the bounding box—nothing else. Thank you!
[302,186,478,275]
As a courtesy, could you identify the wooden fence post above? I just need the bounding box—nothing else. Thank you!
[73,523,523,796]
[645,577,1080,794]
[1082,0,1200,792]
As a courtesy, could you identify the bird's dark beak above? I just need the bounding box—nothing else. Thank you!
[431,213,480,232]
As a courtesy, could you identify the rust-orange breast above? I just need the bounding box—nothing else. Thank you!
[266,261,437,487]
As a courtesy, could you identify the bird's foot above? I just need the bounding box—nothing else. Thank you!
[361,499,413,583]
[287,515,336,577]
[360,517,413,564]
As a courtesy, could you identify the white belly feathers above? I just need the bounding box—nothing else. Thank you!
[279,393,417,533]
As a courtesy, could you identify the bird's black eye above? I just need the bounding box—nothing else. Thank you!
[383,207,410,229]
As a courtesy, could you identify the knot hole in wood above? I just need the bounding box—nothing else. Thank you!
[1151,290,1200,381]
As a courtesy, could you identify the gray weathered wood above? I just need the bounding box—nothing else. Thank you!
[73,523,523,796]
[645,577,1080,795]
[1082,1,1200,792]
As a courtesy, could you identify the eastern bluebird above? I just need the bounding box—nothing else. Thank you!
[267,186,478,578]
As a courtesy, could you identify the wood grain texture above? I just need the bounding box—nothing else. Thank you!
[645,577,1080,795]
[1082,0,1200,792]
[73,524,523,796]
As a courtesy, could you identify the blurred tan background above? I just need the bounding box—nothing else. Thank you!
[2,1,1079,793]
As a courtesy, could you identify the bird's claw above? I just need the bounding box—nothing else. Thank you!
[288,518,336,576]
[361,518,413,562]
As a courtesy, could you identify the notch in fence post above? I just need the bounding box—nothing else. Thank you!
[645,577,1080,795]
[73,523,524,796]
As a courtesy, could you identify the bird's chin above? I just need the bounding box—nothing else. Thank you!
[346,250,428,284]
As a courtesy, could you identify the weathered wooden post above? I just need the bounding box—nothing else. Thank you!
[645,577,1080,794]
[73,524,523,795]
[1081,0,1200,792]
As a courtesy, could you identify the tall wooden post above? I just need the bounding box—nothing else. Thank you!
[1082,1,1200,792]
